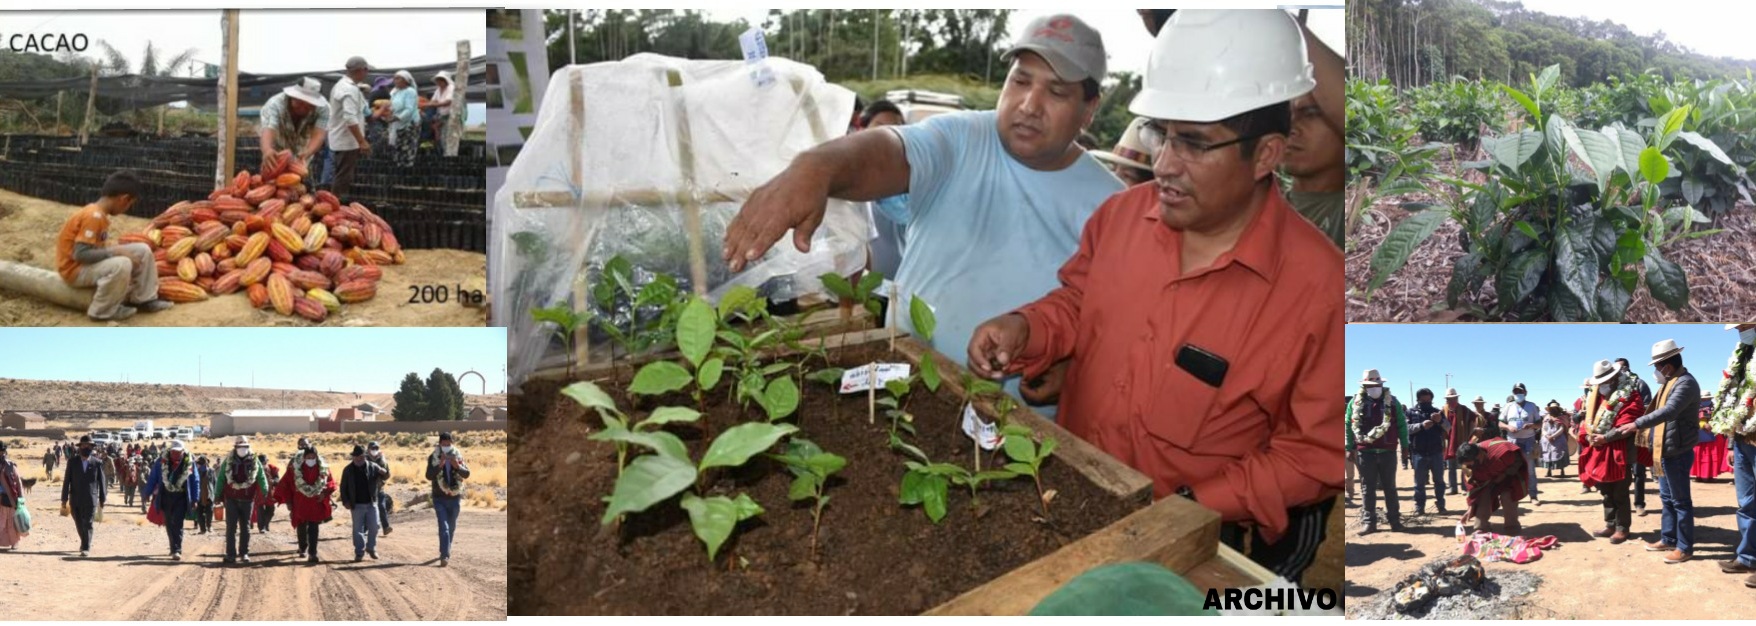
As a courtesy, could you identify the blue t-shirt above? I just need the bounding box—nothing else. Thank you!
[889,111,1124,417]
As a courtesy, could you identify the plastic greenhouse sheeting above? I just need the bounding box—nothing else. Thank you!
[494,53,867,384]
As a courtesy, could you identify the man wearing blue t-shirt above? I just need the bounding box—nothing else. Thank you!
[723,14,1125,415]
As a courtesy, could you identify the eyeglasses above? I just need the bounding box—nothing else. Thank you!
[1138,122,1267,162]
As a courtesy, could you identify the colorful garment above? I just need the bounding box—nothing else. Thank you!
[1578,385,1646,487]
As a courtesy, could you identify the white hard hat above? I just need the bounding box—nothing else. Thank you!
[1129,10,1316,123]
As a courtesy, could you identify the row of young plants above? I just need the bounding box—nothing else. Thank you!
[539,266,1059,563]
[1351,65,1751,320]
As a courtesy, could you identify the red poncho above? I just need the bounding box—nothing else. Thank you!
[1577,390,1645,487]
[1466,437,1529,510]
[273,459,335,527]
[1444,404,1477,461]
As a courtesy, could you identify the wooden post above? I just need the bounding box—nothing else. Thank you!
[666,69,709,297]
[446,39,468,157]
[79,69,98,145]
[55,91,63,134]
[216,9,240,189]
[569,69,591,369]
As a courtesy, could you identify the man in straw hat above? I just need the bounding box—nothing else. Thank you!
[1500,383,1543,504]
[213,436,270,564]
[1615,339,1701,563]
[257,76,330,173]
[1715,323,1756,586]
[1347,369,1407,534]
[1579,359,1645,544]
[1088,117,1155,186]
[1442,388,1479,495]
[727,14,1126,419]
[965,9,1343,584]
[144,439,198,560]
[327,56,373,199]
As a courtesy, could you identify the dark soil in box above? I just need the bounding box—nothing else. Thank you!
[511,341,1140,615]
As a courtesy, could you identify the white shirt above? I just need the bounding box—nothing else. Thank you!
[327,75,366,151]
[433,81,455,117]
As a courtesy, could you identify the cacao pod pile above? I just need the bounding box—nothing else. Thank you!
[137,150,405,321]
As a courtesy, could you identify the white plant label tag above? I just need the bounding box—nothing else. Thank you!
[737,27,775,88]
[961,402,1001,450]
[840,363,911,394]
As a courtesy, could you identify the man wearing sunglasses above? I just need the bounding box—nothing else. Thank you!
[967,9,1343,585]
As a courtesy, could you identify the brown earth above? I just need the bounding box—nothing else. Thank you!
[0,378,504,417]
[1344,449,1753,619]
[2,439,507,620]
[511,342,1143,615]
[0,188,487,327]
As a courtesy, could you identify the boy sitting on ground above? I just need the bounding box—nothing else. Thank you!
[54,170,173,321]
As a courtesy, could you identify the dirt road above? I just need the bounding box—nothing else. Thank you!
[2,475,506,620]
[1344,452,1753,619]
[0,188,487,327]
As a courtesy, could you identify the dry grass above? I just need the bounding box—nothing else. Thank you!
[466,487,499,508]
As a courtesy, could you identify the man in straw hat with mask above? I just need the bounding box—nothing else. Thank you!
[144,439,199,560]
[724,13,1126,418]
[1347,369,1407,534]
[257,76,330,173]
[964,10,1343,583]
[213,436,270,564]
[1579,359,1646,544]
[1442,388,1479,495]
[1615,339,1701,563]
[1714,323,1756,586]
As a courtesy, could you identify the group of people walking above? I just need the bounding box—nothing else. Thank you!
[0,431,471,569]
[1347,324,1756,588]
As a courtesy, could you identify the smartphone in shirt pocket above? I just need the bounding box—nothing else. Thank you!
[1141,342,1232,451]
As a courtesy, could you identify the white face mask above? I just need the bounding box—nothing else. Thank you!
[440,445,453,455]
[1514,393,1526,403]
[304,459,316,467]
[1599,383,1614,396]
[1741,327,1756,345]
[236,448,249,458]
[1365,387,1384,399]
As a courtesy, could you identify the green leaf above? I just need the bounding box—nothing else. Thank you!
[1639,147,1670,186]
[1367,209,1448,293]
[1003,433,1035,464]
[900,471,949,523]
[634,273,679,309]
[760,362,794,376]
[1551,220,1599,322]
[884,379,910,398]
[717,285,760,321]
[1643,251,1690,310]
[762,376,800,421]
[676,297,716,368]
[875,397,899,408]
[531,305,586,333]
[641,406,702,428]
[1500,85,1541,123]
[699,422,800,471]
[805,368,844,386]
[1677,131,1735,166]
[1003,462,1036,476]
[855,271,884,298]
[908,296,936,342]
[890,435,930,463]
[965,378,1003,397]
[1606,125,1646,175]
[1495,249,1548,309]
[698,357,724,391]
[863,299,883,319]
[919,354,941,393]
[560,381,619,417]
[679,494,763,561]
[1513,220,1539,241]
[602,255,636,298]
[1039,437,1058,459]
[973,470,1019,483]
[788,474,818,501]
[600,454,696,525]
[629,361,692,396]
[1595,277,1633,322]
[1535,64,1560,95]
[1658,105,1691,145]
[606,430,691,464]
[820,273,855,300]
[1561,123,1619,193]
[804,452,846,477]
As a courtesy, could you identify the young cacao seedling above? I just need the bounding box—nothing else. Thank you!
[599,421,800,562]
[564,381,703,478]
[908,295,941,392]
[529,304,589,377]
[768,438,846,559]
[1000,423,1059,516]
[820,270,884,320]
[626,296,721,412]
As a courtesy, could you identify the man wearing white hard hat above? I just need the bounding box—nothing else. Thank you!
[1578,359,1645,545]
[724,14,1125,418]
[213,435,271,565]
[1345,369,1408,535]
[1612,339,1701,563]
[1089,118,1155,186]
[257,76,330,175]
[966,10,1343,583]
[1713,324,1756,585]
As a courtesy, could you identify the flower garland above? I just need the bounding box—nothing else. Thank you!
[294,456,330,499]
[1352,389,1395,444]
[1708,343,1756,436]
[159,457,192,493]
[431,451,465,497]
[222,455,262,492]
[1590,370,1638,435]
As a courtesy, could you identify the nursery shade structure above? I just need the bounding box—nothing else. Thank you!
[494,53,870,384]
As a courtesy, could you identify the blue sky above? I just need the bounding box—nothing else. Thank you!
[1346,324,1743,407]
[0,328,506,394]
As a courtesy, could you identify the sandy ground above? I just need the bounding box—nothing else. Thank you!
[2,440,507,620]
[0,188,487,327]
[1343,451,1753,619]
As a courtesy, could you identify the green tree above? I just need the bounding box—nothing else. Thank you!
[392,373,428,422]
[424,368,464,421]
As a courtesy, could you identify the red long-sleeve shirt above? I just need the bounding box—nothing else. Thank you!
[1011,184,1344,542]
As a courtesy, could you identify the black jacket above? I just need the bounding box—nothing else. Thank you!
[338,459,388,509]
[1634,369,1702,459]
[62,453,106,508]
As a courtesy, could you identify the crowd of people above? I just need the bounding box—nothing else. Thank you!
[1346,325,1756,588]
[0,431,472,568]
[723,9,1345,585]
